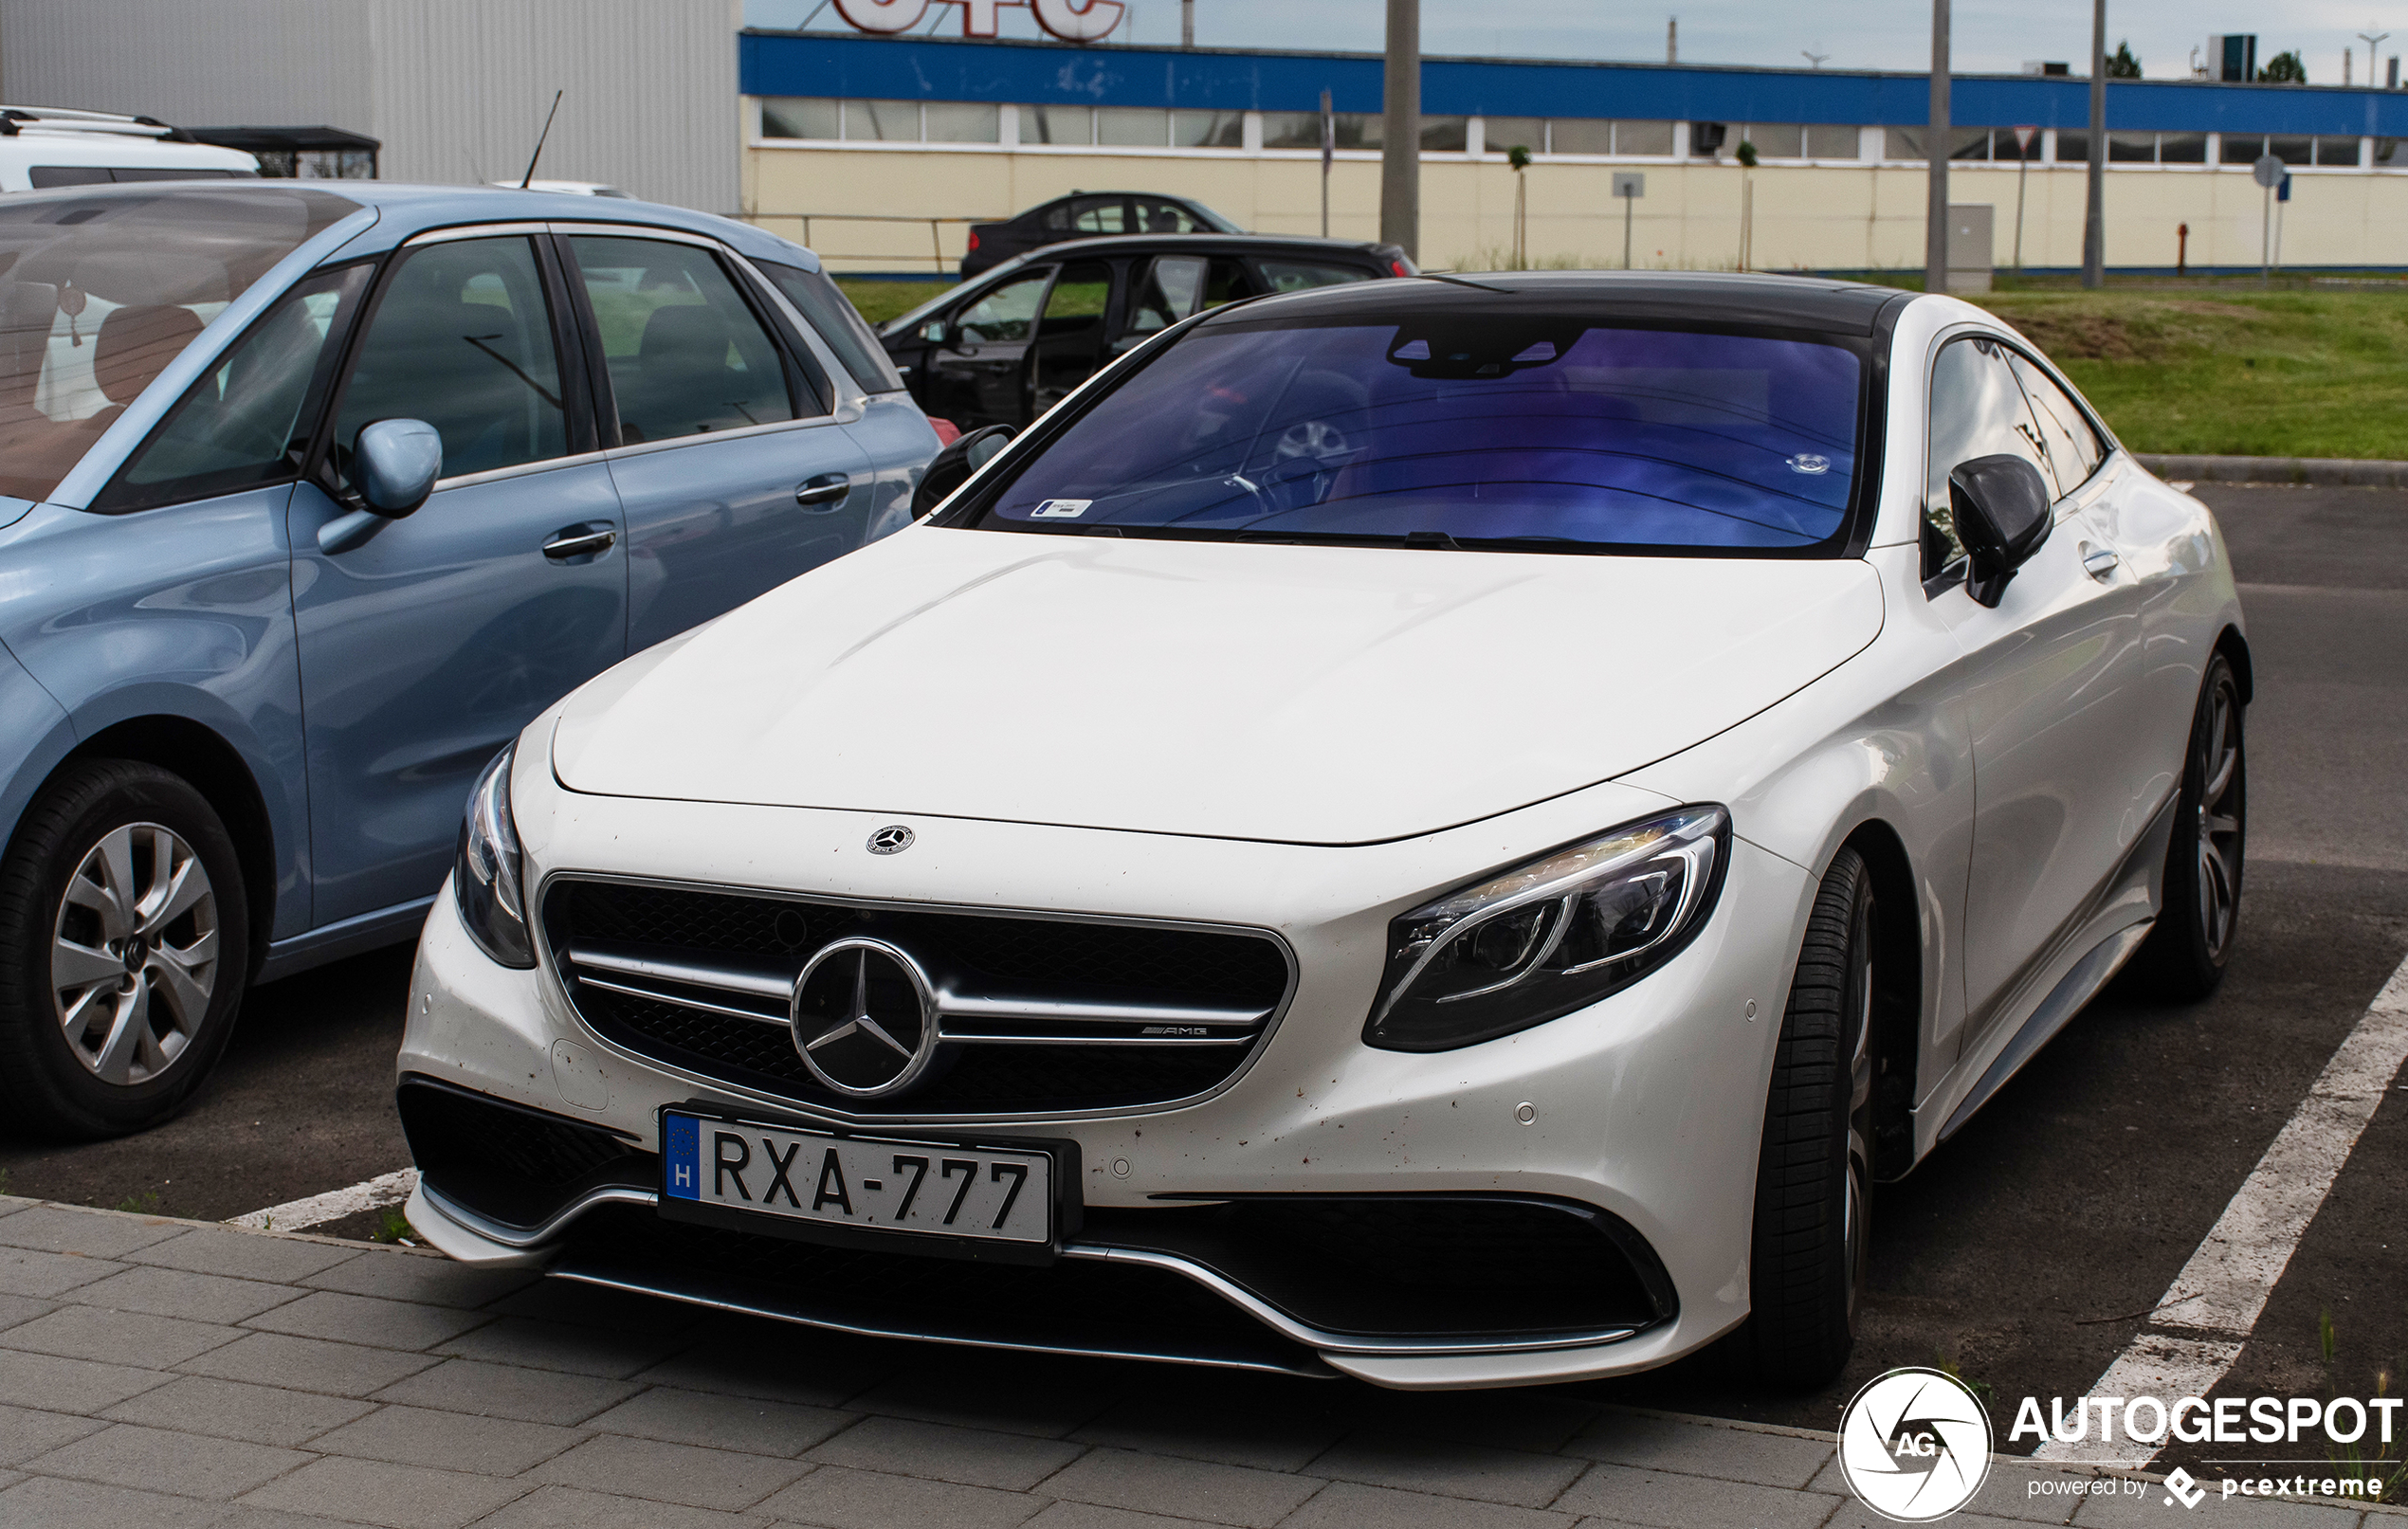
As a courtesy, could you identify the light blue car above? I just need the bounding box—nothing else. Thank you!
[0,181,938,1138]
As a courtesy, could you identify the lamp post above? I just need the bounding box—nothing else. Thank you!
[2082,0,2106,288]
[1380,0,1419,260]
[1925,0,1949,295]
[2362,30,2392,89]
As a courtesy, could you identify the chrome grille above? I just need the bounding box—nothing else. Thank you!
[539,878,1294,1117]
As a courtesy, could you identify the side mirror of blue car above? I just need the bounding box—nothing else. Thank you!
[356,419,444,518]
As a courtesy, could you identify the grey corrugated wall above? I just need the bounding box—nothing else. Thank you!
[0,0,739,211]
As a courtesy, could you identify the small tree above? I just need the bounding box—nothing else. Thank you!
[2260,50,2308,82]
[2107,41,2142,77]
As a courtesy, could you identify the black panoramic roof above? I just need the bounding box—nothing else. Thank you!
[1204,269,1906,336]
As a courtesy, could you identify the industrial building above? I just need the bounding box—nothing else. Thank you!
[5,2,2404,275]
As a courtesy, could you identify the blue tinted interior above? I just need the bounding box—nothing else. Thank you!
[979,320,1862,550]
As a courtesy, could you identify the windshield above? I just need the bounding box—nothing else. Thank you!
[960,311,1866,554]
[0,186,357,502]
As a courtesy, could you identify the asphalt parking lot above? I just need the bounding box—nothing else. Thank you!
[2,482,2401,1477]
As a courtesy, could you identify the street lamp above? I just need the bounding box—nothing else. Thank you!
[2361,29,2392,87]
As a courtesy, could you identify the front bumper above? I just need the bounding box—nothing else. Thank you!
[401,775,1814,1389]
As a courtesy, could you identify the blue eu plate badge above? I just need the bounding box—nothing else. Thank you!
[663,1113,701,1199]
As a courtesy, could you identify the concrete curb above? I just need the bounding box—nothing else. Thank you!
[2140,453,2408,488]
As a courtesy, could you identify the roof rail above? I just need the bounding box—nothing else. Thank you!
[0,105,194,141]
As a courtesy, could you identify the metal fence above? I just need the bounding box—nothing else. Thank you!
[737,212,980,272]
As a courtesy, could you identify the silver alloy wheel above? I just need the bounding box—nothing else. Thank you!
[2196,680,2243,960]
[49,822,219,1085]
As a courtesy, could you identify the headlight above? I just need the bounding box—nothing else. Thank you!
[1364,805,1729,1052]
[455,744,534,968]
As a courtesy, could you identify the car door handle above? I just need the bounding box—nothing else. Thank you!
[2080,544,2121,581]
[795,473,852,509]
[542,523,617,561]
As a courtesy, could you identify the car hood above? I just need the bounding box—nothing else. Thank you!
[553,528,1884,846]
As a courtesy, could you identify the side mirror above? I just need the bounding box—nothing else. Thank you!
[1947,453,2052,608]
[911,423,1015,519]
[919,319,947,344]
[356,419,444,519]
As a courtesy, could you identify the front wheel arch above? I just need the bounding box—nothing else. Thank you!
[60,718,278,977]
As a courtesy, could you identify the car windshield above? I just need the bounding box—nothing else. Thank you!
[0,186,357,502]
[964,309,1866,553]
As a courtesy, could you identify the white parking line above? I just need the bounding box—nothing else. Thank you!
[2034,949,2408,1463]
[226,1168,419,1232]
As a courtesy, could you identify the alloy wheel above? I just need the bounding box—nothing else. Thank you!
[1843,891,1876,1336]
[2195,679,2243,961]
[49,822,220,1085]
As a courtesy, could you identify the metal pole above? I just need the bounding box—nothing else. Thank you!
[2082,0,2106,287]
[1320,88,1333,239]
[1925,0,1949,294]
[2261,184,2271,284]
[1380,0,1420,260]
[2014,152,2028,273]
[1182,0,1194,46]
[1624,193,1633,269]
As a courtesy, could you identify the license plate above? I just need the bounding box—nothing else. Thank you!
[659,1111,1053,1246]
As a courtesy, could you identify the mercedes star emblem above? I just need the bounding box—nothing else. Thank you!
[790,937,940,1098]
[867,825,915,855]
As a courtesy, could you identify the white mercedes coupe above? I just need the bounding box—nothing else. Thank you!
[399,272,2247,1392]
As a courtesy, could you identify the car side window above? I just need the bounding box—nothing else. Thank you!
[96,263,370,514]
[1203,258,1257,308]
[756,259,905,394]
[568,235,797,446]
[2005,351,2106,496]
[1070,197,1128,234]
[1135,199,1202,233]
[1256,260,1376,294]
[332,237,569,482]
[1038,261,1111,337]
[1041,202,1072,231]
[1925,336,2053,581]
[953,271,1051,343]
[1127,256,1209,336]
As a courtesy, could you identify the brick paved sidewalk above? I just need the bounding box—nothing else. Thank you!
[0,1196,2393,1529]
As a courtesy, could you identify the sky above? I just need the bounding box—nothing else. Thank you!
[746,0,2408,84]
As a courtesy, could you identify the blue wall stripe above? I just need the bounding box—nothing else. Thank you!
[740,32,2408,137]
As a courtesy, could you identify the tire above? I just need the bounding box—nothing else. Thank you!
[2125,655,2246,1002]
[0,760,249,1139]
[1750,845,1876,1391]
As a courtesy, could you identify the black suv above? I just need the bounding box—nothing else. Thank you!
[961,191,1242,277]
[882,233,1414,431]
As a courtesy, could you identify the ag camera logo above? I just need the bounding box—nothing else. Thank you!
[1838,1367,1995,1522]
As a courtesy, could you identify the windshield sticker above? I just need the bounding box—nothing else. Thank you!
[1032,499,1092,519]
[1788,453,1832,475]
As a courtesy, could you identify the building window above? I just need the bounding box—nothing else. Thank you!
[1486,116,1545,154]
[2220,133,2266,164]
[2313,135,2361,165]
[1548,118,1613,154]
[843,100,920,141]
[760,97,839,139]
[2055,130,2090,162]
[1097,106,1169,146]
[1420,117,1469,151]
[1803,124,1863,159]
[2108,131,2156,163]
[2160,133,2208,164]
[923,102,999,143]
[1888,126,1990,160]
[1742,124,1803,158]
[1613,120,1675,155]
[1020,104,1094,145]
[1173,109,1245,148]
[2268,135,2312,166]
